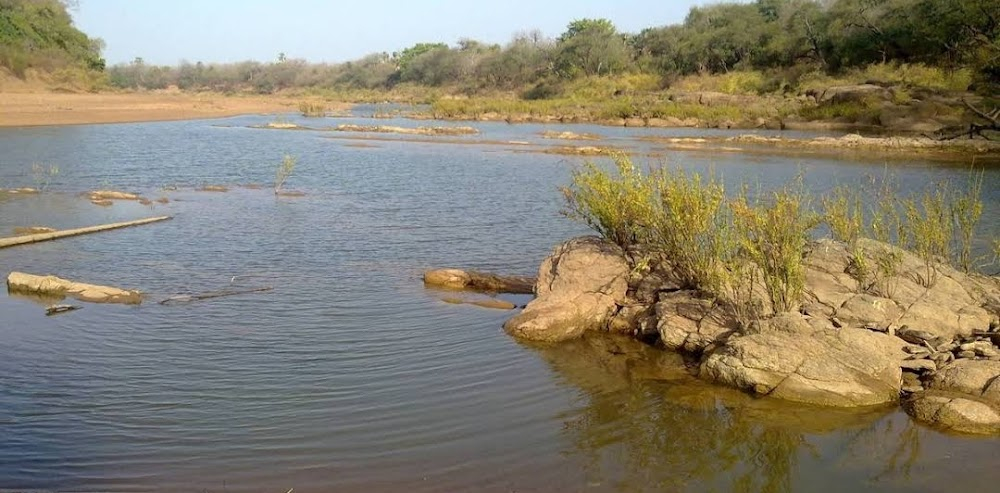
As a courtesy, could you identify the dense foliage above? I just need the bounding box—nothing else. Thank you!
[0,0,104,77]
[103,0,997,94]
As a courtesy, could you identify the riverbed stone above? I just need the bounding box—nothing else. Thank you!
[504,237,629,342]
[699,325,906,407]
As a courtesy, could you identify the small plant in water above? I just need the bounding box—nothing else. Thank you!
[31,163,59,192]
[274,154,297,195]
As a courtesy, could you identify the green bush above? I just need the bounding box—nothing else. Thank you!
[561,152,659,252]
[649,167,727,292]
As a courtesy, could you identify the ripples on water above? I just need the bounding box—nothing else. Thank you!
[0,114,998,492]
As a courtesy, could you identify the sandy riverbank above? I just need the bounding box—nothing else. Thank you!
[0,91,336,127]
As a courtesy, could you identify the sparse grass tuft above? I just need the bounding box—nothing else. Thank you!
[951,169,984,273]
[902,186,953,287]
[731,182,818,314]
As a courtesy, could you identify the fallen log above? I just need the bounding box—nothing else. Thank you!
[423,268,535,294]
[7,272,143,304]
[0,216,172,249]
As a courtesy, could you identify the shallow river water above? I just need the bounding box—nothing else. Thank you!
[1,112,999,493]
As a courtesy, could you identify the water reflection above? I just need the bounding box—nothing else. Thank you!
[525,334,959,493]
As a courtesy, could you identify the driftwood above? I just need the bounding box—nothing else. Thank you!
[0,216,172,249]
[931,99,999,141]
[159,286,274,305]
[7,272,143,304]
[423,269,535,294]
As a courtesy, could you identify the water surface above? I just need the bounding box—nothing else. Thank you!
[1,114,998,492]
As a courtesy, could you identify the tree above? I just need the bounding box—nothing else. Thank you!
[556,18,632,77]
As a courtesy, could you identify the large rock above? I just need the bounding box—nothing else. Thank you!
[503,237,628,342]
[801,239,998,340]
[700,323,906,407]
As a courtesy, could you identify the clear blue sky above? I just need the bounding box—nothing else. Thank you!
[72,0,728,66]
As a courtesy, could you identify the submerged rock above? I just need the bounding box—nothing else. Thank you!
[88,190,140,201]
[503,237,628,342]
[423,269,535,294]
[198,185,229,192]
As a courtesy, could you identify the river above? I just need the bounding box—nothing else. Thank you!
[1,112,998,492]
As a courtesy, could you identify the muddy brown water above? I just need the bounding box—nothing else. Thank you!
[1,113,998,492]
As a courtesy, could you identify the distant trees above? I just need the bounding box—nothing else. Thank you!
[99,0,997,94]
[555,18,631,77]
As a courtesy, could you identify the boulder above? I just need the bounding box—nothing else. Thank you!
[903,359,1000,434]
[700,324,906,407]
[904,392,1000,435]
[926,359,1000,397]
[503,237,629,342]
[7,271,143,304]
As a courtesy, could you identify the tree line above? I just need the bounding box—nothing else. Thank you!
[2,0,995,95]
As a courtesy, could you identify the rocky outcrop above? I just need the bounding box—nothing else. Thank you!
[7,271,143,304]
[423,269,535,294]
[503,237,629,342]
[502,235,1000,425]
[812,84,892,104]
[700,320,906,407]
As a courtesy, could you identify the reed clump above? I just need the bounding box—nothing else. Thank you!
[298,101,326,117]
